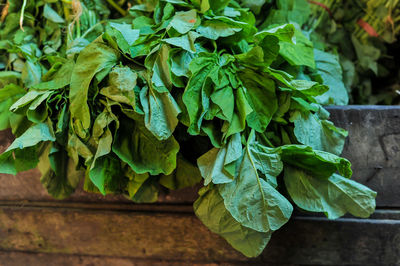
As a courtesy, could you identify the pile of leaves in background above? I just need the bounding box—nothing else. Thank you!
[245,0,400,104]
[0,0,376,257]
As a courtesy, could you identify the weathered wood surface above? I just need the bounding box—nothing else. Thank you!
[0,251,251,266]
[1,106,400,206]
[0,205,399,265]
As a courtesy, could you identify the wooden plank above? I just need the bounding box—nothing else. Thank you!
[0,206,399,265]
[1,106,400,206]
[0,251,252,266]
[0,206,248,262]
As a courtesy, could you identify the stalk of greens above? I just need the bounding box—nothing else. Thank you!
[0,0,376,258]
[245,0,400,104]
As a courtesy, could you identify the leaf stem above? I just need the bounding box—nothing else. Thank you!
[106,0,127,16]
[20,0,27,32]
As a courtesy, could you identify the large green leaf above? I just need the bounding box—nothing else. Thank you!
[70,39,119,134]
[239,69,278,132]
[194,187,271,258]
[313,49,349,105]
[196,20,242,40]
[140,86,181,140]
[182,54,215,134]
[291,111,348,156]
[249,134,283,188]
[280,144,352,179]
[218,132,293,233]
[279,29,315,68]
[169,10,197,34]
[284,166,376,219]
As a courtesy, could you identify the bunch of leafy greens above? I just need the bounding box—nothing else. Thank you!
[244,0,400,104]
[0,0,376,257]
[0,0,116,131]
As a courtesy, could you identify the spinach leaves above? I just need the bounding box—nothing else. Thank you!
[0,0,376,258]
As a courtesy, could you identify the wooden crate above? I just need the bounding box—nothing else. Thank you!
[1,106,399,265]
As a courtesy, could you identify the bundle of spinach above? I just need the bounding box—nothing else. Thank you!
[246,0,400,104]
[0,0,115,131]
[0,0,376,257]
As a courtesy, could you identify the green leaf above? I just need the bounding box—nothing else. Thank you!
[112,117,179,176]
[10,90,48,113]
[249,134,283,187]
[130,177,159,203]
[89,126,114,195]
[126,170,149,198]
[197,133,242,185]
[70,39,119,133]
[0,123,56,175]
[223,86,253,139]
[32,59,75,90]
[313,49,349,105]
[0,84,26,130]
[218,131,293,233]
[109,22,140,46]
[90,155,123,196]
[163,31,200,53]
[241,0,268,14]
[169,10,197,34]
[43,4,65,24]
[0,71,21,88]
[290,79,328,97]
[255,24,295,43]
[194,187,271,258]
[208,0,231,12]
[21,60,42,87]
[140,86,181,140]
[239,69,278,132]
[284,166,376,219]
[280,145,352,179]
[150,44,173,89]
[196,20,242,40]
[100,65,137,108]
[183,54,216,135]
[279,29,315,68]
[291,111,348,156]
[67,132,94,168]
